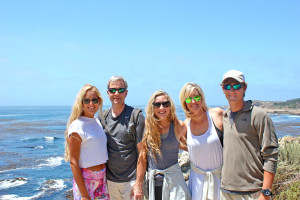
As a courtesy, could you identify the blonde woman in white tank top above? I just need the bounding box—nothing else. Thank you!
[180,83,224,200]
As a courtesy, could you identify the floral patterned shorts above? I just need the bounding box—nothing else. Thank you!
[73,167,109,200]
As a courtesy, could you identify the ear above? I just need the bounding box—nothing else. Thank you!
[125,90,128,97]
[243,84,247,96]
[107,90,110,95]
[243,84,247,91]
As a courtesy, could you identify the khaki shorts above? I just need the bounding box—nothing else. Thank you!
[221,190,261,200]
[107,179,136,200]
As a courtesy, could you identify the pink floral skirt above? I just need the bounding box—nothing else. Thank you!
[73,167,109,200]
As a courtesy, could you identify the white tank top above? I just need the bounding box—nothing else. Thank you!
[187,111,223,170]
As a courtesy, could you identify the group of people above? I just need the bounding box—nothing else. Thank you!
[64,69,279,200]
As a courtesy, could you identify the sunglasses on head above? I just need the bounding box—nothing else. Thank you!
[83,98,99,104]
[152,101,171,108]
[223,83,242,90]
[185,95,201,104]
[108,88,126,93]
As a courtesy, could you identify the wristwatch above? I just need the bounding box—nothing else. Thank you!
[262,189,273,196]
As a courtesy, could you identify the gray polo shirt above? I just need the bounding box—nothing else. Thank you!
[105,104,145,182]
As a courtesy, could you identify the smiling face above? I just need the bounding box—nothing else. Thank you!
[107,80,128,106]
[153,95,170,120]
[222,78,246,104]
[82,90,100,118]
[186,89,203,114]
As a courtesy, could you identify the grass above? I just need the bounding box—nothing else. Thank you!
[272,139,300,200]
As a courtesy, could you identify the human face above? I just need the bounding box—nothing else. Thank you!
[82,90,100,118]
[222,79,246,104]
[153,95,170,120]
[107,80,128,105]
[186,89,202,113]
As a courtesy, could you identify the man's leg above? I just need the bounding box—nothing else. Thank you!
[120,179,135,200]
[107,180,122,200]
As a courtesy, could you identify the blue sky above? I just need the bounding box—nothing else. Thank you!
[0,0,299,106]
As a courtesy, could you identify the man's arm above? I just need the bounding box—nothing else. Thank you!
[256,110,278,200]
[258,170,275,200]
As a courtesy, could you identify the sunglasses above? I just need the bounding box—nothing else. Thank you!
[152,101,171,108]
[83,98,99,104]
[223,83,242,90]
[185,95,201,104]
[108,88,126,93]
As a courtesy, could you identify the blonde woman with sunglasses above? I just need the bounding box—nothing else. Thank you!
[132,90,191,200]
[64,84,109,200]
[179,83,224,200]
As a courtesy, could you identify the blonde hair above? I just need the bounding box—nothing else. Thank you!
[142,90,181,160]
[64,84,103,162]
[179,82,208,117]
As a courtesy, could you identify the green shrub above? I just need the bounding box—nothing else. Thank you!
[273,140,300,199]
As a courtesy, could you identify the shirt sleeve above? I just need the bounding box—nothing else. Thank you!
[257,112,279,174]
[68,120,85,140]
[135,111,145,144]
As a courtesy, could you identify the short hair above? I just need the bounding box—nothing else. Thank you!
[107,76,128,89]
[179,82,208,117]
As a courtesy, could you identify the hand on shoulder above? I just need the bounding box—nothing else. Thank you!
[209,107,224,132]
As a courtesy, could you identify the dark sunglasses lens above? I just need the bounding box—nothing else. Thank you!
[109,88,117,93]
[153,102,160,107]
[185,97,192,104]
[118,88,125,93]
[83,99,90,104]
[233,84,242,90]
[162,101,170,107]
[194,96,201,101]
[224,85,231,90]
[92,98,99,104]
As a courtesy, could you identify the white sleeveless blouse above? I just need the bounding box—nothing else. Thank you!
[187,110,223,200]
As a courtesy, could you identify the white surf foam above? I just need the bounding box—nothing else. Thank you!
[38,156,63,167]
[0,178,27,189]
[44,136,54,140]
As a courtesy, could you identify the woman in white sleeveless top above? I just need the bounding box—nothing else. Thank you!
[179,83,224,200]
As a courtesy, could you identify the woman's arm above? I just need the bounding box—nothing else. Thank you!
[178,120,188,151]
[132,144,148,200]
[132,146,147,200]
[68,132,91,200]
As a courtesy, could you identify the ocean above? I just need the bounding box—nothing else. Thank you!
[0,106,299,199]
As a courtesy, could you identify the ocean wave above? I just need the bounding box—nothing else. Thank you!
[21,136,58,142]
[0,179,66,200]
[0,192,43,200]
[0,178,27,190]
[44,136,55,140]
[38,156,63,167]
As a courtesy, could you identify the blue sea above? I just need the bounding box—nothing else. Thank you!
[0,106,299,199]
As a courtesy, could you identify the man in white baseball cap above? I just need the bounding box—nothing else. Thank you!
[220,69,279,200]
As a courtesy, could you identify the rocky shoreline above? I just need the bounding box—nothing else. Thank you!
[253,99,300,116]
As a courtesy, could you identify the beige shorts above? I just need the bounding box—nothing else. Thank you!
[107,179,136,200]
